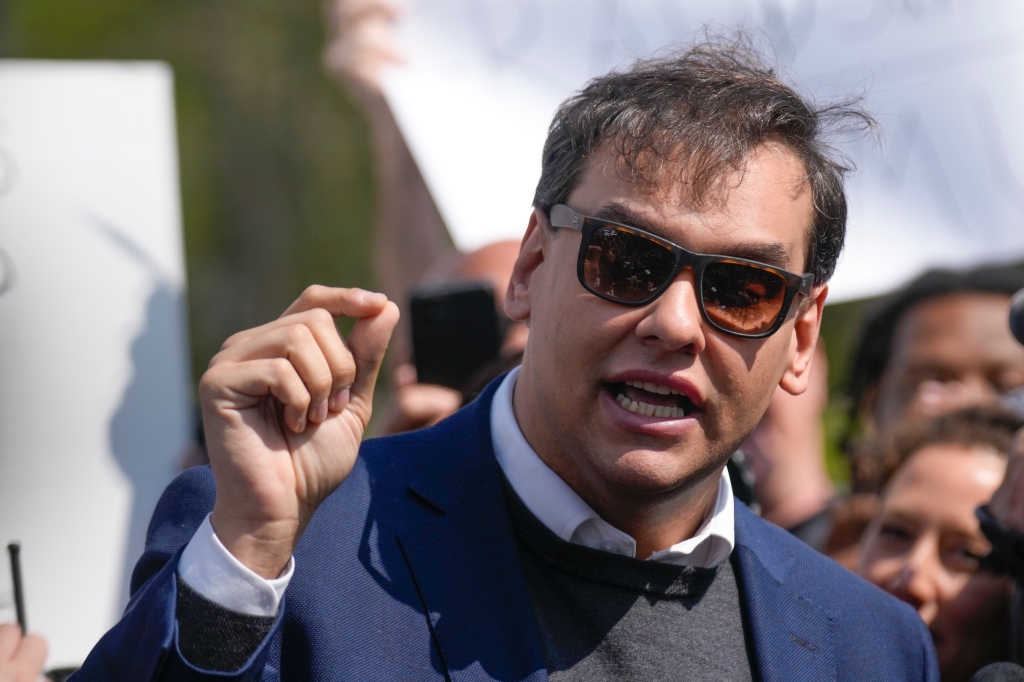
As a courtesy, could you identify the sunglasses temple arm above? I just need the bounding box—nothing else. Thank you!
[549,204,584,231]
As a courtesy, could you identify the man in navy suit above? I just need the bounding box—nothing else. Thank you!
[75,42,938,681]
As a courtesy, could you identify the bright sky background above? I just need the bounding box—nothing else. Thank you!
[383,0,1024,302]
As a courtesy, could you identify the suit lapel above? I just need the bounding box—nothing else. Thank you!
[733,504,837,682]
[397,380,548,682]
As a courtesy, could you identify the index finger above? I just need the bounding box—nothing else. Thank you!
[280,285,389,320]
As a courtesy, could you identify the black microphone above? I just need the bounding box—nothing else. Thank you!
[971,662,1024,681]
[1011,287,1024,346]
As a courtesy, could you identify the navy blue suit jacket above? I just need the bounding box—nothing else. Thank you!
[75,378,938,681]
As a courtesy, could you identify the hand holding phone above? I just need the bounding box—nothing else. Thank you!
[410,280,502,391]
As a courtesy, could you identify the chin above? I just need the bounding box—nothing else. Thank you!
[599,448,715,497]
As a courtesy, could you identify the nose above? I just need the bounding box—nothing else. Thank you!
[633,271,707,354]
[888,538,941,625]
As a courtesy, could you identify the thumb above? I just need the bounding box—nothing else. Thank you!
[346,300,400,424]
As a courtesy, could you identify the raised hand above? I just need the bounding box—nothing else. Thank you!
[323,0,405,104]
[376,362,462,435]
[201,286,399,578]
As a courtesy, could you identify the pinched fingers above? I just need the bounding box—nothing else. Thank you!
[203,358,315,433]
[213,309,355,424]
[218,287,386,352]
[205,287,397,431]
[345,301,400,423]
[281,285,389,320]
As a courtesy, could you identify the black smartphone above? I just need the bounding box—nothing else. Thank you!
[410,280,502,391]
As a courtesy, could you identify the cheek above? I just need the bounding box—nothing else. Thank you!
[859,551,900,591]
[938,575,1011,630]
[704,339,781,428]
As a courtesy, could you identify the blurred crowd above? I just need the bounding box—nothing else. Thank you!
[2,1,1024,681]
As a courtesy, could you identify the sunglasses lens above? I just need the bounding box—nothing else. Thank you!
[582,225,676,303]
[702,261,788,335]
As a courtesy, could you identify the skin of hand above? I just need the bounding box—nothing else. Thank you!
[377,362,462,435]
[988,429,1024,533]
[323,0,405,103]
[0,623,47,682]
[202,286,399,579]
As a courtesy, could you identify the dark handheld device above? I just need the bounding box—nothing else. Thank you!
[6,542,25,633]
[410,280,502,391]
[1011,287,1024,346]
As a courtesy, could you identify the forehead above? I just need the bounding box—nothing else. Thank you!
[890,293,1020,366]
[884,445,1006,521]
[566,143,814,271]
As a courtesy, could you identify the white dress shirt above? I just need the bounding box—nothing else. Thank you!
[178,367,736,616]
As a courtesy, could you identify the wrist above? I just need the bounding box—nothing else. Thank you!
[209,508,299,579]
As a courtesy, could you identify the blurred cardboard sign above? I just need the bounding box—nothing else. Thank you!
[383,0,1024,302]
[0,61,192,668]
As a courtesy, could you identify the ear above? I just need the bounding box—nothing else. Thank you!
[779,283,828,396]
[504,208,548,322]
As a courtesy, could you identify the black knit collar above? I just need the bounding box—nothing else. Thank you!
[501,475,719,599]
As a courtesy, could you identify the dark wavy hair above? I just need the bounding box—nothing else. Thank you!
[532,36,874,284]
[866,406,1024,493]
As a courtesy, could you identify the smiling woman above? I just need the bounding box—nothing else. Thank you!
[858,407,1022,682]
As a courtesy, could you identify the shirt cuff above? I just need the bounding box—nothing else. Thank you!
[177,514,293,617]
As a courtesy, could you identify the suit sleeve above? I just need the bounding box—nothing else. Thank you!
[71,466,285,682]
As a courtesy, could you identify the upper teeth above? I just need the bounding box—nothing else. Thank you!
[626,379,680,395]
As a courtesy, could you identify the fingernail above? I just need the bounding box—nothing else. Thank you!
[314,399,328,422]
[331,386,351,411]
[294,413,306,433]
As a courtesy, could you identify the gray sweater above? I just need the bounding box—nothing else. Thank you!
[505,482,755,681]
[176,480,755,680]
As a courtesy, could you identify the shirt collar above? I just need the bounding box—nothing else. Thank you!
[490,367,736,567]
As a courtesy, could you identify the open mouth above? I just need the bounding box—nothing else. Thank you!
[605,380,698,419]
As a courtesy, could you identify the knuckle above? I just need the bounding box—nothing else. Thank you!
[207,349,229,369]
[306,307,336,330]
[198,366,225,395]
[268,358,296,384]
[302,284,327,302]
[311,367,334,396]
[220,330,245,351]
[333,353,357,381]
[283,323,314,349]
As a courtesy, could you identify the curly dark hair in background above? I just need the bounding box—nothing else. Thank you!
[532,35,874,285]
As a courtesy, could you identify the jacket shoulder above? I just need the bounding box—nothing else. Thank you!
[735,502,931,637]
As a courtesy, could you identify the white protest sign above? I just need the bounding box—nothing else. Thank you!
[383,0,1024,302]
[0,61,192,668]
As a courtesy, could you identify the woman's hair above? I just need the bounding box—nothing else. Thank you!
[862,406,1023,492]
